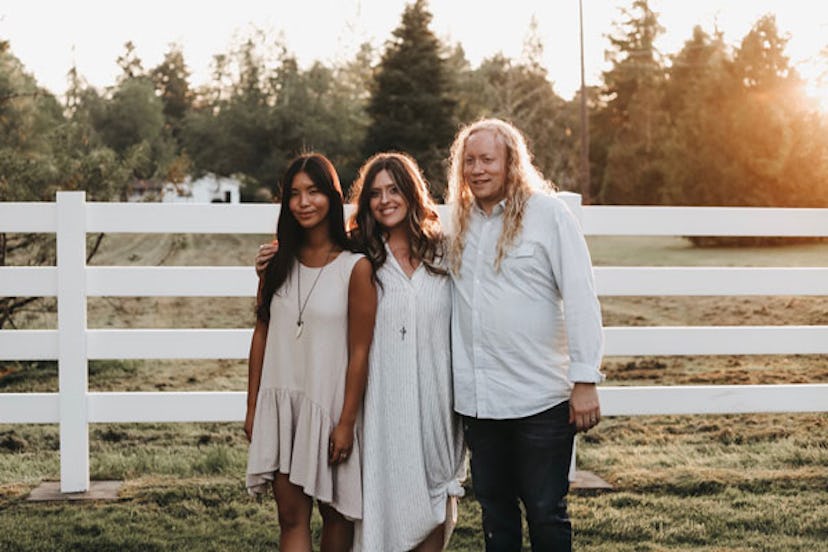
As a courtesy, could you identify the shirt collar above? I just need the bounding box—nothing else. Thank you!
[472,198,507,218]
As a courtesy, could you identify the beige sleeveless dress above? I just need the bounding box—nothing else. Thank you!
[246,251,365,520]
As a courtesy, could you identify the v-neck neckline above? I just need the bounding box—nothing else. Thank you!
[385,241,422,282]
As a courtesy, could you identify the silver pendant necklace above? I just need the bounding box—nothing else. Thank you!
[296,249,333,339]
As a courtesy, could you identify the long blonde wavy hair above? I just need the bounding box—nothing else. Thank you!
[446,118,554,273]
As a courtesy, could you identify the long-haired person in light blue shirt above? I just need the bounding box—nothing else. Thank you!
[446,118,604,552]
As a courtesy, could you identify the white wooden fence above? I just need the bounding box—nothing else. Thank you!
[1,191,826,493]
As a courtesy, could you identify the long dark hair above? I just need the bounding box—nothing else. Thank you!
[256,153,350,322]
[348,152,446,278]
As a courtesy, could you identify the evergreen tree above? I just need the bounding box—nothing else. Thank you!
[116,41,145,83]
[663,15,828,217]
[443,43,487,125]
[661,27,739,207]
[151,44,193,140]
[597,0,670,204]
[725,16,825,207]
[663,25,726,121]
[734,15,797,91]
[364,0,456,197]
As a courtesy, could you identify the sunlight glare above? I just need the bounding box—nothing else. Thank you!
[805,84,828,113]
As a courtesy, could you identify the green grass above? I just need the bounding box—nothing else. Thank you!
[1,413,825,551]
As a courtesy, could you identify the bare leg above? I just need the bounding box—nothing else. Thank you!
[318,501,354,552]
[272,474,313,552]
[414,496,458,552]
[414,524,444,552]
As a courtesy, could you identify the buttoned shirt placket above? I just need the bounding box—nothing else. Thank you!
[386,243,420,388]
[470,204,501,416]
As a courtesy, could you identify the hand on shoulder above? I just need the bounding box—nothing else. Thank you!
[255,240,278,277]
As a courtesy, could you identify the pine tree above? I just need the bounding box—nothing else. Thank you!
[663,15,828,216]
[734,15,797,91]
[363,0,456,197]
[597,0,670,204]
[661,26,739,207]
[151,45,193,139]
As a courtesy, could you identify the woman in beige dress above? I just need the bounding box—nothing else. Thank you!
[245,153,377,552]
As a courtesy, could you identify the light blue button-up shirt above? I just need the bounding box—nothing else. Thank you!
[451,192,604,419]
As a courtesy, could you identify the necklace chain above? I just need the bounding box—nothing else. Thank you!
[296,248,334,338]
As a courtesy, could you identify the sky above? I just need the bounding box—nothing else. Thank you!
[1,0,827,101]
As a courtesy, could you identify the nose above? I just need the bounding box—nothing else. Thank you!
[298,191,310,206]
[470,159,484,174]
[379,190,390,204]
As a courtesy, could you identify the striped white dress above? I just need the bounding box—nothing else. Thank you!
[353,245,466,552]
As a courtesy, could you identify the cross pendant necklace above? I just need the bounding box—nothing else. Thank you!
[400,326,407,340]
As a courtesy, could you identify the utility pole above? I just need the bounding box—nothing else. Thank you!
[578,0,592,204]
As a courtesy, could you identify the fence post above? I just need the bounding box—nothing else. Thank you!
[558,191,584,225]
[557,191,584,482]
[56,191,89,492]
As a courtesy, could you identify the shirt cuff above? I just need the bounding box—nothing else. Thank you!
[568,362,605,384]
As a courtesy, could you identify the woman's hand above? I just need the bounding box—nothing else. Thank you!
[244,407,255,442]
[328,422,355,465]
[255,240,278,277]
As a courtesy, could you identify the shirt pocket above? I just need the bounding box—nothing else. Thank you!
[501,242,540,281]
[507,243,536,259]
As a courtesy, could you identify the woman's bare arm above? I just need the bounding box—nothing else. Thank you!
[329,257,377,464]
[244,281,269,441]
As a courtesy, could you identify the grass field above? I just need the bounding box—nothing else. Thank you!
[1,234,826,551]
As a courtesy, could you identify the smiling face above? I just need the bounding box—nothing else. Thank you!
[368,169,409,231]
[462,129,508,213]
[288,171,330,230]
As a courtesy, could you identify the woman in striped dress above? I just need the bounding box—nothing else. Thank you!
[347,153,465,552]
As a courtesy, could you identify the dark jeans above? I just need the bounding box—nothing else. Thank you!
[463,401,576,552]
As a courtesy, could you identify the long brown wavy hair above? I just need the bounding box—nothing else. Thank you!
[348,152,447,279]
[445,118,554,273]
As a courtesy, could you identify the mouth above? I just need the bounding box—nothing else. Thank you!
[378,207,398,217]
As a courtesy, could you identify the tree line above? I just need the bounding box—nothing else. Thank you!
[1,0,827,209]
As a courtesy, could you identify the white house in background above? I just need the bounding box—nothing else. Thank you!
[162,174,241,203]
[128,174,242,203]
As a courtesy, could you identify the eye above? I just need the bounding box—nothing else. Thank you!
[369,188,380,198]
[389,186,400,195]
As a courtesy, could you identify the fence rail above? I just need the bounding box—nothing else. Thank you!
[5,265,828,297]
[1,191,826,492]
[3,325,828,361]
